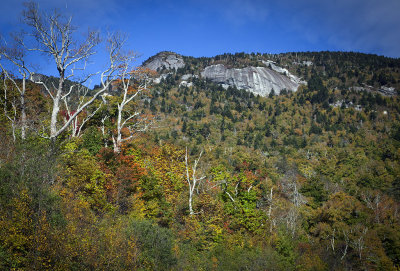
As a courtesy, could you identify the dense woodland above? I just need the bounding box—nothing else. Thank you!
[1,3,400,270]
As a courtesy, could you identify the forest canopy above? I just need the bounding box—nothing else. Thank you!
[1,2,400,271]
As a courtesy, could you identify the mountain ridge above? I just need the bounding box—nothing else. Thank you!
[142,51,303,96]
[142,50,400,97]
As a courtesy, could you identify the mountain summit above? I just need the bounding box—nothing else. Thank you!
[143,51,304,97]
[142,51,185,71]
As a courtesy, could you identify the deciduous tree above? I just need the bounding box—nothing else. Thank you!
[0,38,31,140]
[185,147,206,215]
[110,58,156,152]
[17,2,125,140]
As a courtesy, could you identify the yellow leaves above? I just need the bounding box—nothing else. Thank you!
[0,188,62,270]
[208,223,224,243]
[63,139,80,153]
[126,192,148,219]
[298,164,315,179]
[148,144,186,202]
[0,188,33,253]
[60,147,110,213]
[312,191,366,231]
[311,222,333,239]
[210,165,229,183]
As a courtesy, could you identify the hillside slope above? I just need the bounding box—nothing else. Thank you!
[1,50,400,270]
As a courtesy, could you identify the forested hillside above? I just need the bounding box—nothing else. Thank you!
[1,47,400,270]
[177,50,400,93]
[1,4,400,268]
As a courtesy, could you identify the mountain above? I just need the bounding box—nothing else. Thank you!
[2,50,400,270]
[138,52,400,183]
[143,51,303,96]
[200,64,299,96]
[142,51,185,71]
[143,51,400,97]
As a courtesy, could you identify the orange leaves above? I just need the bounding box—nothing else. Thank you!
[131,66,158,78]
[113,66,157,92]
[129,67,157,93]
[127,85,137,94]
[116,156,148,183]
[111,78,123,86]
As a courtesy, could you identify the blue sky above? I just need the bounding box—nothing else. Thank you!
[1,0,399,79]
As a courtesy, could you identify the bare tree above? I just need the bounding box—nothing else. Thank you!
[340,228,350,261]
[330,228,336,252]
[110,51,156,152]
[0,39,31,139]
[61,85,103,138]
[352,226,368,260]
[280,169,306,207]
[0,70,18,141]
[100,114,109,147]
[185,147,206,215]
[277,167,307,236]
[266,186,275,233]
[361,190,385,224]
[19,2,123,140]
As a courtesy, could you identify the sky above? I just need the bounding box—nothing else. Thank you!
[0,0,399,80]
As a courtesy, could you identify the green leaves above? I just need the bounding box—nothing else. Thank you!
[126,219,176,270]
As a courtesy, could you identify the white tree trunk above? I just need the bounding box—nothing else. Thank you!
[20,76,26,139]
[115,104,123,152]
[20,4,124,141]
[185,147,205,215]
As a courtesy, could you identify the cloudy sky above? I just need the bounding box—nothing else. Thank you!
[1,0,399,76]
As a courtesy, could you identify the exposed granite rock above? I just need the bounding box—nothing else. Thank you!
[263,60,306,85]
[143,52,304,97]
[302,60,313,66]
[143,52,184,71]
[351,85,397,96]
[29,73,46,82]
[201,64,299,96]
[153,73,171,84]
[379,86,397,96]
[181,74,198,81]
[181,74,192,81]
[293,60,313,66]
[330,100,362,111]
[180,81,193,87]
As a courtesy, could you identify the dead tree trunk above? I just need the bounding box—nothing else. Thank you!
[185,147,205,215]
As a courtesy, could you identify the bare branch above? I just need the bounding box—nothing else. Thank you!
[53,82,110,138]
[185,147,205,215]
[75,101,103,137]
[30,75,54,100]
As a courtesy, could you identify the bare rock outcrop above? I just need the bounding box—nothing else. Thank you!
[142,52,304,97]
[201,64,299,96]
[143,51,184,71]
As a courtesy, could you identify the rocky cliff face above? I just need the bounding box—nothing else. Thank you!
[143,52,304,97]
[263,60,306,85]
[201,64,299,96]
[143,51,185,71]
